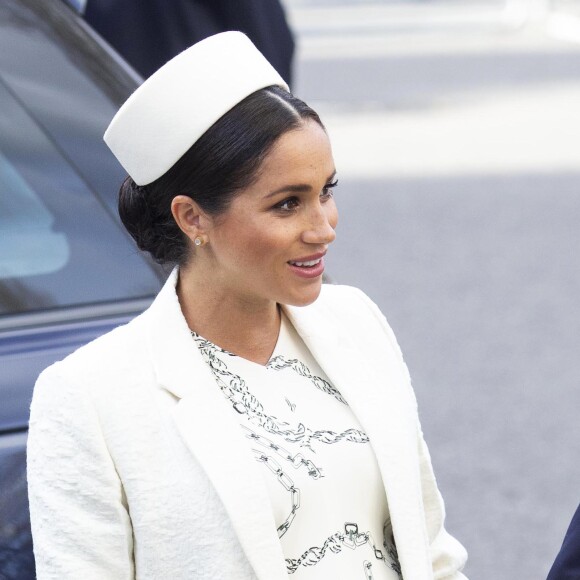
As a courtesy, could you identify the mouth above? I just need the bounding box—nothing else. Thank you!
[287,252,326,279]
[288,258,322,268]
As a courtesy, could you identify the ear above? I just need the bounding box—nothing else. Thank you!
[171,195,210,243]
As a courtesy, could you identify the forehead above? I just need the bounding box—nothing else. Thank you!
[257,120,335,182]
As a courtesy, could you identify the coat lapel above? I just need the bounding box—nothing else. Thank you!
[284,298,433,580]
[144,270,288,580]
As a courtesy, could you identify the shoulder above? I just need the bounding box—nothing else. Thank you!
[311,283,411,380]
[307,282,395,341]
[34,268,179,404]
[314,283,391,332]
[50,312,146,374]
[33,310,151,407]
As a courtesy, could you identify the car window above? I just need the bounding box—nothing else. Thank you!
[0,149,68,279]
[0,77,160,316]
[0,0,162,318]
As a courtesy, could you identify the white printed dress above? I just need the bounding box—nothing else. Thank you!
[192,312,402,580]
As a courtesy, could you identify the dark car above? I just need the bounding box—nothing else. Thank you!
[0,1,165,577]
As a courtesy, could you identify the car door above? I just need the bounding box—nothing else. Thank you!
[0,1,164,577]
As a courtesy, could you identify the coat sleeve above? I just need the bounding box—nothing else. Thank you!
[27,364,134,580]
[353,287,469,579]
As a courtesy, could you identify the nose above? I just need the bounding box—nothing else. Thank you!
[301,201,338,245]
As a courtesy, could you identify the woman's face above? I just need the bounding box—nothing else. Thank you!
[203,119,338,308]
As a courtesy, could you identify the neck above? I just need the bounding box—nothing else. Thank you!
[176,265,281,365]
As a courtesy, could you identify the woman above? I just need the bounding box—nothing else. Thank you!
[27,32,468,580]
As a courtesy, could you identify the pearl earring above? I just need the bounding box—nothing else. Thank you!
[194,237,203,247]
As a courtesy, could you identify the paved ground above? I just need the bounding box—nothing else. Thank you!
[282,1,580,577]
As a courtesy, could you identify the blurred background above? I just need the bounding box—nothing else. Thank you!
[280,0,580,577]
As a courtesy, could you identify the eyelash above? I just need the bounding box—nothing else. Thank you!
[274,179,339,213]
[323,178,339,197]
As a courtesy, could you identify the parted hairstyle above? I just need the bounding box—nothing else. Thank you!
[118,86,324,265]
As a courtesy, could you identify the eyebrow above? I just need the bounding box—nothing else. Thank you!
[264,170,337,199]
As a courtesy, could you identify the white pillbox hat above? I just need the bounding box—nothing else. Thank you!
[104,31,289,186]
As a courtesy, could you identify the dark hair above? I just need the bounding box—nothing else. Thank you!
[118,86,324,265]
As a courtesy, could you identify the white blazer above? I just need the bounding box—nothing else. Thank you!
[27,270,468,580]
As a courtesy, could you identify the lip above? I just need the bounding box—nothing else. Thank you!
[287,251,326,279]
[288,251,326,264]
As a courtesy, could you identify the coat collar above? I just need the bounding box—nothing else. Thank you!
[144,269,432,580]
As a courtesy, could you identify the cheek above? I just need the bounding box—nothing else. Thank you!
[218,215,261,251]
[232,224,290,264]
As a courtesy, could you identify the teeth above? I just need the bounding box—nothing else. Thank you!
[290,259,320,267]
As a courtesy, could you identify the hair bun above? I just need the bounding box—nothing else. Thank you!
[118,177,184,264]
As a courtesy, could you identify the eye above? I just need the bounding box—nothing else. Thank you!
[321,178,339,199]
[274,196,300,212]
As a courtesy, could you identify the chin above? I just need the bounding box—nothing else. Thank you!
[283,281,323,308]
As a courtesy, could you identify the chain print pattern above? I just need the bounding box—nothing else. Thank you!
[253,451,300,538]
[381,519,402,578]
[267,356,347,404]
[285,522,402,578]
[242,426,326,538]
[192,332,402,579]
[192,333,369,450]
[242,426,323,480]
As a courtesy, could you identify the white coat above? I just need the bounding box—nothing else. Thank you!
[27,270,468,580]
